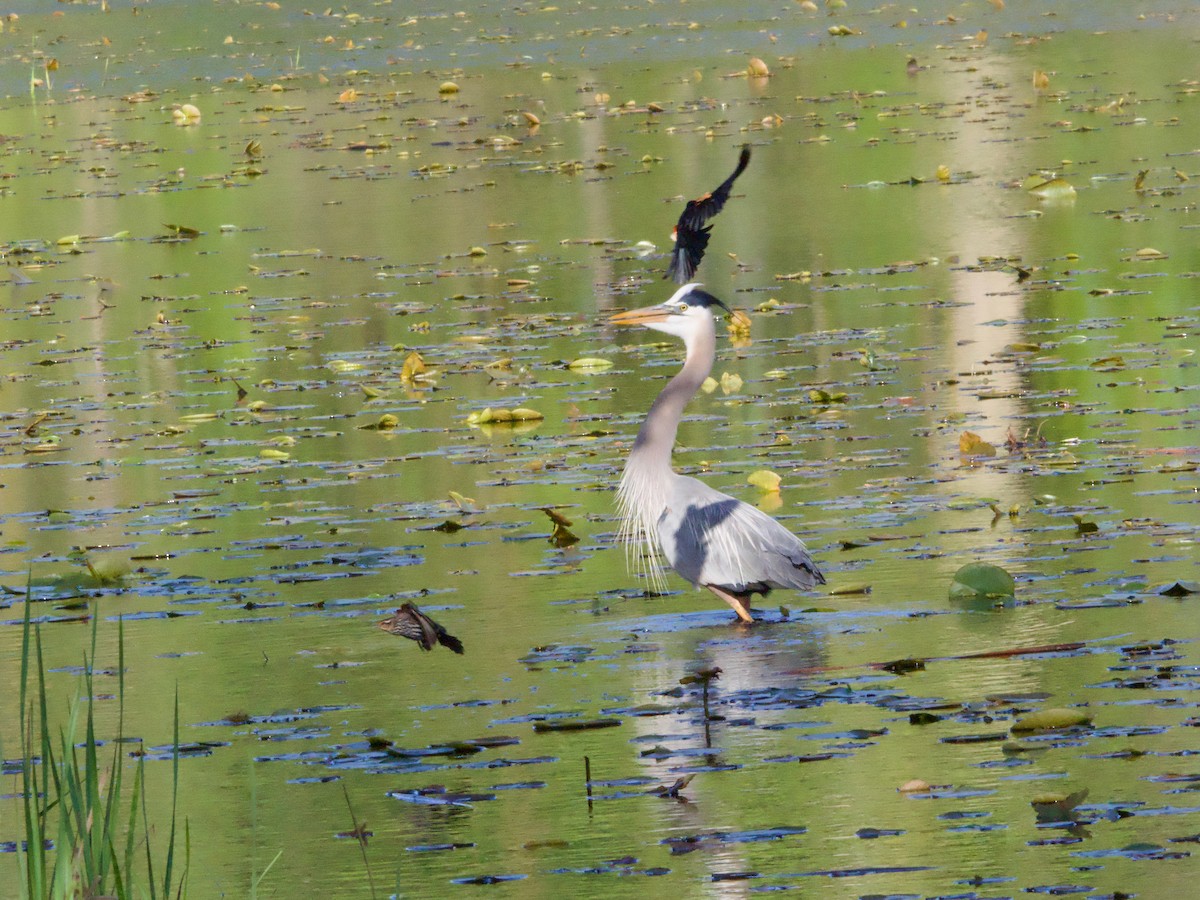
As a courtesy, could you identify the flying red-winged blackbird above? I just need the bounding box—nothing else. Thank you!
[378,602,464,654]
[665,145,751,284]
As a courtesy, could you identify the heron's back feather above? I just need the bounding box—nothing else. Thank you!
[657,475,824,595]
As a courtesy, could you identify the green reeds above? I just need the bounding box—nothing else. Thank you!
[13,602,189,899]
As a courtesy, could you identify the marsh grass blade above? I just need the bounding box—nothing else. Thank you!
[14,600,189,898]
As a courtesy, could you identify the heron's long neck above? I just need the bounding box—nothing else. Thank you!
[616,313,715,586]
[628,318,715,474]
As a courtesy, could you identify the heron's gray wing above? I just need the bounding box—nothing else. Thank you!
[658,476,823,594]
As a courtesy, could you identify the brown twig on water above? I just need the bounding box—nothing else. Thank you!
[339,781,377,899]
[584,755,594,813]
[784,641,1089,677]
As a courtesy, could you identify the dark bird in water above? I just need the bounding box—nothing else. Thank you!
[378,602,464,653]
[665,145,751,284]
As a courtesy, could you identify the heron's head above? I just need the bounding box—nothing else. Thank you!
[608,283,731,339]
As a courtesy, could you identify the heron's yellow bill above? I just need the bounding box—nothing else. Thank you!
[607,304,671,326]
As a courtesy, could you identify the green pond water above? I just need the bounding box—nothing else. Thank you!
[1,1,1198,896]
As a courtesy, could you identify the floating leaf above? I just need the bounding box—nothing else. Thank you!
[401,350,427,382]
[808,388,849,404]
[541,508,579,546]
[567,357,613,371]
[726,309,752,338]
[719,372,742,394]
[1031,788,1088,823]
[1027,178,1075,200]
[949,562,1015,602]
[171,103,201,125]
[747,470,781,493]
[358,414,399,431]
[958,431,996,457]
[448,491,477,511]
[467,407,544,425]
[1011,708,1092,735]
[468,408,504,425]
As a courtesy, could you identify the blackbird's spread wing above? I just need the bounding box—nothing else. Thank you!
[677,145,751,233]
[665,225,713,285]
[380,602,465,654]
[407,603,465,654]
[665,145,751,284]
[402,602,441,650]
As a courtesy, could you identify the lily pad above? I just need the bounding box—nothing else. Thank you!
[949,563,1015,602]
[1011,708,1093,735]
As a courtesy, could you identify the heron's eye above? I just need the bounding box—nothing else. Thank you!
[677,303,689,311]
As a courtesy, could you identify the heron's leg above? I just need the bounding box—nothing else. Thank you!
[705,584,754,623]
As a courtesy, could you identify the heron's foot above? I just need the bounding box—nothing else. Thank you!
[705,584,754,624]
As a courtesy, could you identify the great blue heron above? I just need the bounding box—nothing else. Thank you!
[378,602,464,653]
[610,283,825,622]
[666,145,751,284]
